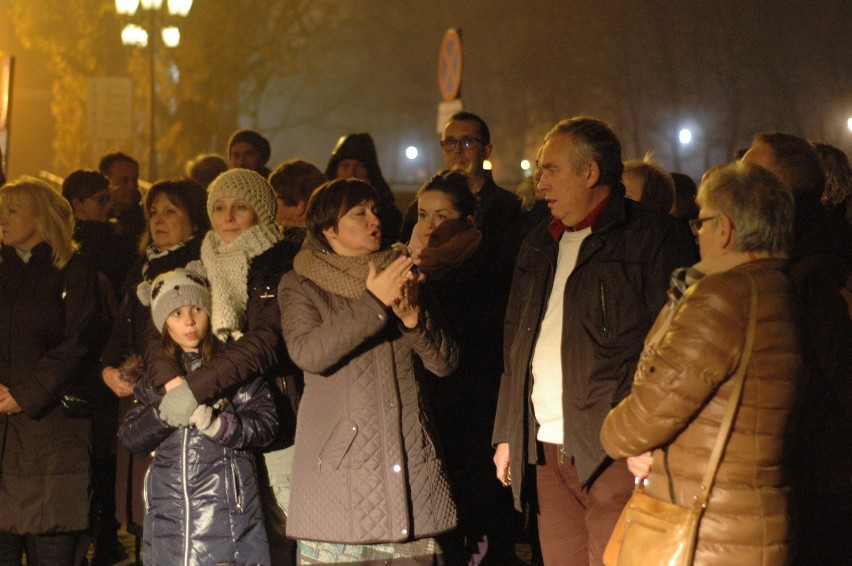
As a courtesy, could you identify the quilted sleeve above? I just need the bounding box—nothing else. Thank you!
[601,273,748,458]
[400,307,459,377]
[278,272,389,375]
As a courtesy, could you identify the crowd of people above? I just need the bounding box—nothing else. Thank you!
[0,111,849,566]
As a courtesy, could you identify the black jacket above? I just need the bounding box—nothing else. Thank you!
[492,190,697,508]
[0,244,99,533]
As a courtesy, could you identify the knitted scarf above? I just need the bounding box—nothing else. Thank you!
[415,218,482,281]
[201,223,281,340]
[293,235,401,298]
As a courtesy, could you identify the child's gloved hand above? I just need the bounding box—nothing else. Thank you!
[189,404,213,430]
[158,380,198,427]
[189,404,221,438]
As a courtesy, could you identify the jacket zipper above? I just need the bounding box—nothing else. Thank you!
[230,458,243,513]
[599,280,611,338]
[181,428,190,566]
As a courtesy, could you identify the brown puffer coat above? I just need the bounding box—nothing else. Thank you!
[601,259,802,565]
[278,260,459,545]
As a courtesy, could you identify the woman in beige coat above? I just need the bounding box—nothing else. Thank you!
[601,161,802,565]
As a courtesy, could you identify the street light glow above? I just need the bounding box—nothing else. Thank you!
[140,0,163,10]
[120,24,148,47]
[405,146,418,160]
[679,128,693,145]
[167,0,193,16]
[848,117,852,132]
[161,26,181,47]
[115,0,140,15]
[483,160,493,171]
[521,159,531,171]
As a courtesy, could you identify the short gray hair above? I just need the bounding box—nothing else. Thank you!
[698,161,794,254]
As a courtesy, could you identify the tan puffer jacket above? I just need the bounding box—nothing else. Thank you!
[601,259,802,566]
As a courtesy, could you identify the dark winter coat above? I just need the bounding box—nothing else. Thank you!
[278,263,459,544]
[601,259,802,565]
[118,374,278,566]
[492,190,698,509]
[0,243,99,533]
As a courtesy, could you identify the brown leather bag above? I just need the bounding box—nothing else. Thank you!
[603,275,758,566]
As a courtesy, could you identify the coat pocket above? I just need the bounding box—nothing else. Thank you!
[317,418,358,471]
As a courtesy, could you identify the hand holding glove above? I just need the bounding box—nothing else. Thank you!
[188,403,221,438]
[158,380,199,427]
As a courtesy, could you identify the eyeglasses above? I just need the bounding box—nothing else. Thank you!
[440,136,483,151]
[88,193,112,205]
[688,215,719,236]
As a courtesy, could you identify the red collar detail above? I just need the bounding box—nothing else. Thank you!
[548,194,611,241]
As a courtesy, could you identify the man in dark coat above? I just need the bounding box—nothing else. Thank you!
[492,117,697,565]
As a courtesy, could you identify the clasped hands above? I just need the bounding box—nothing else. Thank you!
[366,255,421,328]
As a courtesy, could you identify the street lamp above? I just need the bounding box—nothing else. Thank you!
[116,0,193,180]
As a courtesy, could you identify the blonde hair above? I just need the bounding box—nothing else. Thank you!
[0,176,76,268]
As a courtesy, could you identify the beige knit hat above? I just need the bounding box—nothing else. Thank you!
[207,168,277,228]
[148,268,212,333]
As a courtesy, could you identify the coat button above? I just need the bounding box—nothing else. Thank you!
[392,464,401,473]
[389,401,395,408]
[401,528,408,536]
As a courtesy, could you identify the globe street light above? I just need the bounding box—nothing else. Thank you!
[116,0,193,180]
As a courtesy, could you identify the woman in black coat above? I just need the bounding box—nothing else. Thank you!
[408,170,519,563]
[99,178,209,542]
[0,177,100,566]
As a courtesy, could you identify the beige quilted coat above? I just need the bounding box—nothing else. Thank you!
[601,259,802,565]
[278,268,459,545]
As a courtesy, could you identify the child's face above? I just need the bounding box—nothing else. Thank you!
[165,305,209,352]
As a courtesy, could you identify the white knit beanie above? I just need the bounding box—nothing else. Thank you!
[207,168,277,229]
[148,268,212,333]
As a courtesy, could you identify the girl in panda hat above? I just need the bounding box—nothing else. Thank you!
[118,267,277,566]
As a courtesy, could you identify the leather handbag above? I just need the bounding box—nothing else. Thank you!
[603,275,758,566]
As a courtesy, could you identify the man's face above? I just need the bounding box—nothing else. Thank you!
[440,119,491,179]
[106,159,140,214]
[229,142,263,171]
[536,134,598,226]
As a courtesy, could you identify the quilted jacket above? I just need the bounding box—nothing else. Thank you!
[601,259,802,565]
[278,267,459,544]
[118,374,278,566]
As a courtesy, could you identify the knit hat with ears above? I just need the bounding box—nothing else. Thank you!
[146,267,212,333]
[207,168,278,230]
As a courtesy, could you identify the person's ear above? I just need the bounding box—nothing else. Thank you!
[718,214,735,250]
[483,143,493,160]
[322,226,337,241]
[586,160,601,188]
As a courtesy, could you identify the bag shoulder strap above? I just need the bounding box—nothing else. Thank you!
[694,273,758,509]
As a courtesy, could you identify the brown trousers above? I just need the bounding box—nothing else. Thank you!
[535,443,633,566]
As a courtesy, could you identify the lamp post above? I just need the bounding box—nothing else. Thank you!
[115,0,193,181]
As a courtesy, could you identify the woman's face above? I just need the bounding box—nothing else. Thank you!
[165,305,209,353]
[324,200,381,257]
[0,196,42,251]
[211,197,258,244]
[417,190,461,242]
[149,193,194,250]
